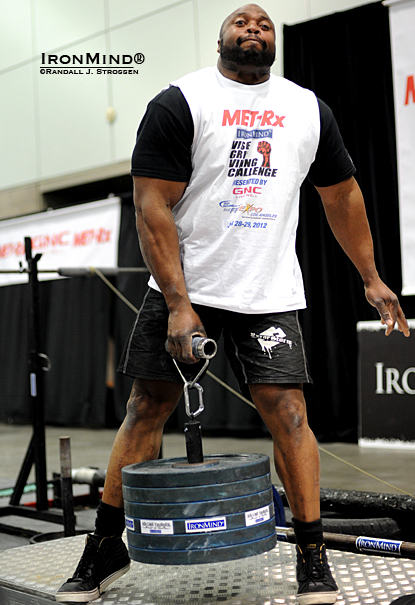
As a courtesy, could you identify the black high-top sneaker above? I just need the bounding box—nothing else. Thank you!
[56,534,130,602]
[296,543,339,605]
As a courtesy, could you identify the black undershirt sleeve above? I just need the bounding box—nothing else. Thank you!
[131,86,193,182]
[307,98,356,187]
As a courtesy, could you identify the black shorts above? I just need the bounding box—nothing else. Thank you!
[117,288,312,395]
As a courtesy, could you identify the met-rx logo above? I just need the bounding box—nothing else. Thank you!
[185,517,227,533]
[223,109,286,128]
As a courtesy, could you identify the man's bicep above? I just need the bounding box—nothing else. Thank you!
[315,175,359,207]
[133,176,188,211]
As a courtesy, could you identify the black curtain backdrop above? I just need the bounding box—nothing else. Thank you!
[0,198,261,434]
[284,1,415,441]
[0,275,110,426]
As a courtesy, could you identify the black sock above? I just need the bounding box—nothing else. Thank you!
[94,501,125,538]
[292,517,323,551]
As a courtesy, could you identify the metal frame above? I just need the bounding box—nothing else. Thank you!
[0,241,147,528]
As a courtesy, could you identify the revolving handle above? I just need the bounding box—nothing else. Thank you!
[192,336,217,359]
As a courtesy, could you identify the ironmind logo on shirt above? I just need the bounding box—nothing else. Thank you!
[222,110,286,128]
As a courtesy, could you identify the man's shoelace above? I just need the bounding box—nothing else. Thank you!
[298,549,325,584]
[71,539,99,580]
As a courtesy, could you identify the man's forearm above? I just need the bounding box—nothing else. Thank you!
[317,176,409,336]
[317,177,379,285]
[134,177,191,313]
[137,200,190,311]
[133,176,208,359]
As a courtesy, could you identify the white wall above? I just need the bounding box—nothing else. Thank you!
[0,0,377,201]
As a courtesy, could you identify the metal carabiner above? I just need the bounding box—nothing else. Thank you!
[183,381,205,419]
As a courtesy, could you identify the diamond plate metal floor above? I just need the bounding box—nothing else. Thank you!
[0,534,415,604]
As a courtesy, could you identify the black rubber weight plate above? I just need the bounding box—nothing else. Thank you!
[125,503,274,533]
[122,453,270,488]
[123,473,271,504]
[124,488,273,518]
[128,532,277,565]
[127,518,276,550]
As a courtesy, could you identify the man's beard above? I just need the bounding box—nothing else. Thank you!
[219,38,275,68]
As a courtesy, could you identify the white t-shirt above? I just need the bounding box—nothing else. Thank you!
[147,67,321,313]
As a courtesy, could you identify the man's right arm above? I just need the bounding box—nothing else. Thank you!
[134,175,206,363]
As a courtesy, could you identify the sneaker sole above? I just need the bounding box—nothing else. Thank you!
[55,563,130,603]
[55,586,100,603]
[100,562,131,594]
[296,590,339,605]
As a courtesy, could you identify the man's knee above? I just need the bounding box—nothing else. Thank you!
[124,378,182,427]
[249,383,308,435]
[277,395,307,435]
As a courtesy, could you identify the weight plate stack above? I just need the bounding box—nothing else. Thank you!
[122,453,276,565]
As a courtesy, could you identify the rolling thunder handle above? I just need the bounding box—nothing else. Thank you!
[165,336,217,360]
[191,337,217,359]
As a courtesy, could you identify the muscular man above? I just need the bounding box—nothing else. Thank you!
[57,4,409,604]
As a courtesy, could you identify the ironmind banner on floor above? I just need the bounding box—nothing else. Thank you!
[358,319,415,445]
[386,0,415,295]
[0,198,121,286]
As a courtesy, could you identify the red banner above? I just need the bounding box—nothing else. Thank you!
[0,198,121,286]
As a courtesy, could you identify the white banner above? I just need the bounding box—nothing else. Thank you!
[387,0,415,294]
[0,198,121,286]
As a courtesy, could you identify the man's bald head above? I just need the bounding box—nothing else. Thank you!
[219,4,275,39]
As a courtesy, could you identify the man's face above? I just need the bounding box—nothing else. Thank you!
[218,4,276,68]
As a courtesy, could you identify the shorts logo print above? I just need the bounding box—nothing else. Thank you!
[250,327,293,359]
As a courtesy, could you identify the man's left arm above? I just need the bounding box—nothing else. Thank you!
[316,176,410,337]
